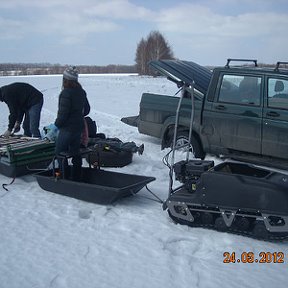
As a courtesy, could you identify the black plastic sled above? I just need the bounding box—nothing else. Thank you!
[165,160,288,241]
[35,167,156,205]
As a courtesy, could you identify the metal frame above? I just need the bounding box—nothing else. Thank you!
[168,81,195,198]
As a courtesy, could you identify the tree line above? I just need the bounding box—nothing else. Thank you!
[0,63,137,76]
[0,30,174,77]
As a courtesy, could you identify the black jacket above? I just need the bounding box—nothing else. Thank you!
[0,82,43,130]
[55,87,90,132]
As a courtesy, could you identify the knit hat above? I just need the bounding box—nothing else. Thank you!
[63,66,78,81]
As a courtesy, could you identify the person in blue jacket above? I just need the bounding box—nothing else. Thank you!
[52,66,90,181]
[0,82,43,137]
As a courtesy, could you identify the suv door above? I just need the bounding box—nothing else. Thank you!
[203,73,263,154]
[262,77,288,159]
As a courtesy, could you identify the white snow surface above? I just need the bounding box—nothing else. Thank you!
[0,74,287,288]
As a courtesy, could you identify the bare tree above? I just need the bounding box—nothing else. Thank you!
[135,31,174,75]
[135,38,148,75]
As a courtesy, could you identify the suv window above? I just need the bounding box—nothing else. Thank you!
[218,75,261,105]
[268,78,288,109]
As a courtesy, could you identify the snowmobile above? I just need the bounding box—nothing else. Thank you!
[160,64,288,241]
[164,159,288,240]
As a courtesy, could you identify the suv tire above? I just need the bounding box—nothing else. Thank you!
[171,131,205,159]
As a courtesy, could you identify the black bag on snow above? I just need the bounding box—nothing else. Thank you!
[87,138,128,168]
[84,116,144,168]
[86,137,144,168]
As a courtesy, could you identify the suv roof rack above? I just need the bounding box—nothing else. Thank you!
[274,62,288,71]
[225,58,258,68]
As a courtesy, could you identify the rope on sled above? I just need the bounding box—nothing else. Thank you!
[2,177,16,191]
[130,185,164,204]
[145,185,164,204]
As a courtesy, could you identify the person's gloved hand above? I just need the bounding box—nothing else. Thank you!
[12,121,21,134]
[44,124,58,141]
[2,129,12,137]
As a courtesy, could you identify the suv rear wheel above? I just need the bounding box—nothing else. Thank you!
[171,131,205,159]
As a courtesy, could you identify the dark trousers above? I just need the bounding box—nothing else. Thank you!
[22,98,43,137]
[55,129,82,180]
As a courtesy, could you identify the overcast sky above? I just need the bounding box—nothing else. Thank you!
[0,0,287,67]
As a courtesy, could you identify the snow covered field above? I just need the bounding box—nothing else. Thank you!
[0,74,287,288]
